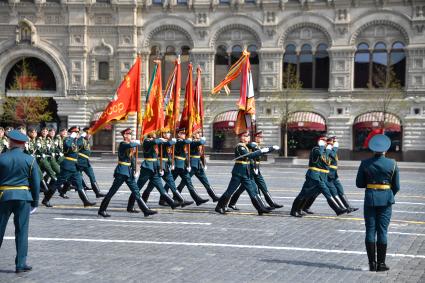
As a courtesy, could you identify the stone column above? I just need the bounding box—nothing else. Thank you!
[328,46,356,94]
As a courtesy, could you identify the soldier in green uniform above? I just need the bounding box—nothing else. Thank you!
[41,126,96,207]
[142,130,194,207]
[77,127,105,198]
[0,127,9,154]
[25,128,49,193]
[227,130,283,210]
[175,129,220,202]
[290,136,347,217]
[0,130,40,273]
[36,127,58,186]
[356,134,400,272]
[126,131,179,212]
[47,128,61,176]
[166,128,209,206]
[215,131,273,216]
[98,128,157,217]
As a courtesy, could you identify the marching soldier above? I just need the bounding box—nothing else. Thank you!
[47,127,61,176]
[98,128,157,217]
[356,134,400,272]
[25,128,49,193]
[290,136,347,217]
[126,131,179,212]
[175,129,220,202]
[215,131,274,216]
[165,128,209,206]
[77,127,105,198]
[36,127,58,186]
[0,127,8,154]
[227,130,283,210]
[0,130,40,273]
[142,130,193,207]
[41,126,96,207]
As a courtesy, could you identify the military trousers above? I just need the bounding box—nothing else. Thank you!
[38,158,57,180]
[50,158,60,175]
[230,172,268,203]
[128,167,168,208]
[364,205,392,244]
[0,200,30,269]
[144,169,180,201]
[53,168,84,193]
[299,176,333,200]
[221,173,258,201]
[104,174,141,205]
[77,165,97,187]
[176,166,212,191]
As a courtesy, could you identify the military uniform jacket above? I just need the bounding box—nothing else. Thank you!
[306,146,331,181]
[25,137,41,158]
[328,148,339,180]
[189,139,206,169]
[0,137,8,154]
[0,148,40,207]
[37,136,54,159]
[232,143,263,177]
[115,141,139,177]
[61,137,82,172]
[54,135,65,155]
[246,142,262,174]
[174,138,192,169]
[356,155,400,207]
[77,137,92,168]
[141,138,163,172]
[158,139,176,171]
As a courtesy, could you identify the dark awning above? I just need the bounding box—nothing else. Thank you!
[354,112,401,132]
[213,110,238,130]
[287,112,326,131]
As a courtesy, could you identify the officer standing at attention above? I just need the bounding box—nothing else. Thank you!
[98,128,157,217]
[0,130,40,273]
[77,127,105,198]
[356,134,400,272]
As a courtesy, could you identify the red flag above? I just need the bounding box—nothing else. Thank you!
[142,60,164,136]
[179,63,195,137]
[89,56,141,135]
[363,128,384,149]
[164,58,181,133]
[192,66,204,133]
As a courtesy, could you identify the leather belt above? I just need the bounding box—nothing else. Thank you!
[0,185,29,191]
[65,157,77,162]
[144,158,157,161]
[118,161,131,166]
[367,184,391,190]
[190,155,201,158]
[329,165,338,170]
[235,161,249,165]
[78,153,90,159]
[309,167,329,173]
[175,156,186,160]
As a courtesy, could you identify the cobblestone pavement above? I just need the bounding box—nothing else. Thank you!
[1,162,424,283]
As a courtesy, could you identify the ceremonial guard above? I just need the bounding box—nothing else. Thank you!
[290,136,347,217]
[126,131,179,212]
[356,134,400,272]
[36,127,58,186]
[25,128,49,193]
[142,130,193,207]
[47,128,61,176]
[175,129,220,202]
[0,127,8,154]
[77,127,105,198]
[0,130,40,273]
[227,130,283,210]
[98,128,157,217]
[215,131,274,215]
[41,126,96,207]
[165,128,208,206]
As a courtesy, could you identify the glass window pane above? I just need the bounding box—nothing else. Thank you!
[315,50,329,89]
[354,52,370,88]
[372,50,388,87]
[98,62,109,80]
[215,45,228,65]
[392,42,405,49]
[374,42,387,50]
[390,50,406,87]
[357,43,369,50]
[300,46,313,88]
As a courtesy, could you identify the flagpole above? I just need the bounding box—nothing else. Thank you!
[171,55,181,170]
[135,53,141,175]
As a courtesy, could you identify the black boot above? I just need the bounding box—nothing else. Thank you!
[263,191,283,209]
[327,196,347,216]
[78,190,96,207]
[340,194,359,213]
[98,197,111,217]
[251,195,272,216]
[189,188,209,206]
[82,178,91,190]
[290,196,303,217]
[215,196,228,214]
[302,193,319,214]
[162,194,180,209]
[136,198,157,217]
[40,180,49,193]
[365,242,376,271]
[376,243,390,272]
[172,191,193,207]
[59,181,70,199]
[205,185,220,202]
[141,188,151,203]
[334,195,347,211]
[92,182,106,198]
[42,188,55,207]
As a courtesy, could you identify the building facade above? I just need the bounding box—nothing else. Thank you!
[0,0,424,160]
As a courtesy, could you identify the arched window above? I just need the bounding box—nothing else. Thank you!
[149,46,160,78]
[98,62,109,80]
[390,42,406,87]
[163,46,177,86]
[180,46,191,84]
[248,45,259,90]
[354,43,370,88]
[315,44,329,89]
[214,45,229,86]
[372,42,388,87]
[299,44,313,88]
[231,45,243,90]
[283,44,297,86]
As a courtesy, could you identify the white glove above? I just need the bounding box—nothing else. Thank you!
[59,152,64,157]
[326,144,333,150]
[171,138,177,143]
[4,141,8,148]
[200,137,206,142]
[272,145,280,151]
[131,140,141,145]
[186,138,192,142]
[333,142,339,148]
[47,144,51,149]
[204,165,207,171]
[186,166,191,172]
[318,140,326,147]
[25,143,29,150]
[260,147,270,153]
[70,132,78,139]
[134,171,140,179]
[81,132,87,138]
[30,207,37,215]
[42,154,46,158]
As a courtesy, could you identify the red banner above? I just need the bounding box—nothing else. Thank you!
[180,63,195,137]
[89,56,141,135]
[193,66,204,133]
[164,58,181,133]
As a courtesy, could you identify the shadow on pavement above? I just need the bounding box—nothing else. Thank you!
[0,269,16,274]
[260,258,363,271]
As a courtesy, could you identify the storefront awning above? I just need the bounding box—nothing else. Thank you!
[354,112,401,132]
[287,112,326,131]
[213,110,238,130]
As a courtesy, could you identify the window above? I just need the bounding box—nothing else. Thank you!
[248,45,259,89]
[354,42,406,88]
[282,43,329,89]
[98,61,109,80]
[177,0,187,4]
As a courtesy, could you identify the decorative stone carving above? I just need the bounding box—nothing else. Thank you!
[16,19,38,45]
